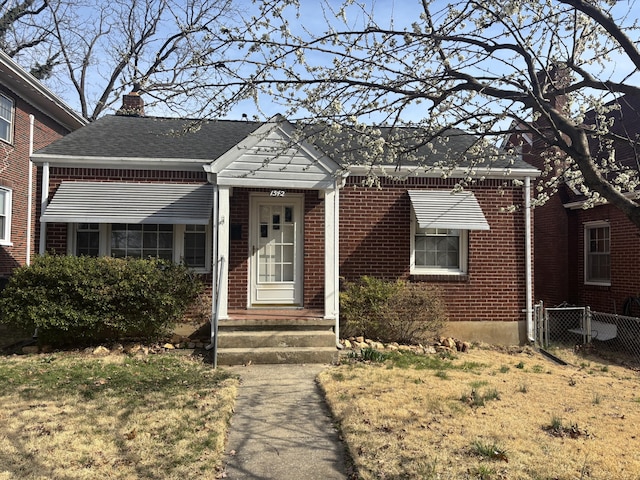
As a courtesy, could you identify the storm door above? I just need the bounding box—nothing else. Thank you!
[249,195,303,306]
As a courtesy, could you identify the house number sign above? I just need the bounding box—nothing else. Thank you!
[270,190,286,197]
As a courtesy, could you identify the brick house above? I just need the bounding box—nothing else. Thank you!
[0,50,86,282]
[31,92,539,353]
[528,94,640,316]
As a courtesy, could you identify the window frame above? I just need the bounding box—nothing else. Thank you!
[68,223,211,273]
[584,221,611,286]
[0,187,12,245]
[0,93,14,144]
[410,211,469,276]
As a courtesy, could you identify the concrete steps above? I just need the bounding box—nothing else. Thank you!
[214,316,338,365]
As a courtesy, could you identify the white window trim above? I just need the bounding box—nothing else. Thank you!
[0,93,14,144]
[0,187,12,246]
[174,224,212,273]
[584,220,611,286]
[410,211,469,276]
[68,223,211,273]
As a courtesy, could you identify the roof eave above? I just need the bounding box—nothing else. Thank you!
[0,50,87,131]
[347,164,541,179]
[31,153,211,171]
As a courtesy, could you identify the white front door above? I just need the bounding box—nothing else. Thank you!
[250,195,303,306]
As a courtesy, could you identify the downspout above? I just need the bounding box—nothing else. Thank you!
[525,176,534,342]
[26,115,34,265]
[38,162,49,255]
[334,181,340,344]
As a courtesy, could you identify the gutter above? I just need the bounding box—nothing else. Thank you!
[30,153,209,171]
[347,164,541,180]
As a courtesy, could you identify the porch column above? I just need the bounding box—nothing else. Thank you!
[324,184,340,339]
[216,185,230,320]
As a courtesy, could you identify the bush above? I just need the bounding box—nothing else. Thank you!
[340,276,447,344]
[0,255,203,345]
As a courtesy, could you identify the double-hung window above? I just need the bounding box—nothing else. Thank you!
[183,224,207,269]
[409,190,487,276]
[413,225,468,275]
[585,222,610,285]
[0,187,11,244]
[76,223,101,256]
[0,94,14,144]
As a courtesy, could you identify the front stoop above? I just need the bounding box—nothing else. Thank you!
[215,317,339,365]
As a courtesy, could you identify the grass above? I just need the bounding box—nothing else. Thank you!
[0,353,237,479]
[319,345,640,479]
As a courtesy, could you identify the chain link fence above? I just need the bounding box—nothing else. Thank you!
[535,302,640,366]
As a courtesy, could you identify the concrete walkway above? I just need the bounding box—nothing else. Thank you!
[221,364,349,479]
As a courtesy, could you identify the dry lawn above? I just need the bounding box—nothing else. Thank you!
[0,353,237,480]
[318,346,640,480]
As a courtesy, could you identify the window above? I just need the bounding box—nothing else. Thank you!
[183,224,207,268]
[71,223,209,271]
[412,224,468,275]
[76,223,100,256]
[585,222,610,285]
[0,94,14,143]
[111,224,173,260]
[0,187,11,244]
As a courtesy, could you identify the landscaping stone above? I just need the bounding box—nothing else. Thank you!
[92,346,110,356]
[339,335,472,358]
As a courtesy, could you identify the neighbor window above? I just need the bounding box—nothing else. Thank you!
[0,187,11,244]
[0,94,14,143]
[585,222,610,285]
[412,224,468,275]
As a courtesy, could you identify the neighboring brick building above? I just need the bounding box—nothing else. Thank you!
[0,50,86,279]
[528,94,640,316]
[32,92,539,345]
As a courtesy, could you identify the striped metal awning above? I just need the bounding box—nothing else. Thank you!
[41,181,213,224]
[408,190,490,230]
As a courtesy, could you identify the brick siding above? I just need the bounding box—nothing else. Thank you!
[0,87,70,276]
[568,204,640,314]
[40,169,531,324]
[340,176,530,323]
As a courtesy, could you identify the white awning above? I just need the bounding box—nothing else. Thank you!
[408,190,490,230]
[41,182,212,224]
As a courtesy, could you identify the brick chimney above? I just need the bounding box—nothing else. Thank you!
[116,85,144,116]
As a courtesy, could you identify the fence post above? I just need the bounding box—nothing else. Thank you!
[536,301,544,347]
[585,306,592,344]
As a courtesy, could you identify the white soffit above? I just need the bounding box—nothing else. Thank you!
[41,182,212,224]
[409,190,490,230]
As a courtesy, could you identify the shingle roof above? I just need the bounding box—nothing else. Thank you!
[34,115,263,160]
[34,113,535,171]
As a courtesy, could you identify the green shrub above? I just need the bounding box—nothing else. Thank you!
[340,276,447,344]
[0,255,203,345]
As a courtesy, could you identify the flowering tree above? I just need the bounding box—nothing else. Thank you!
[212,0,640,226]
